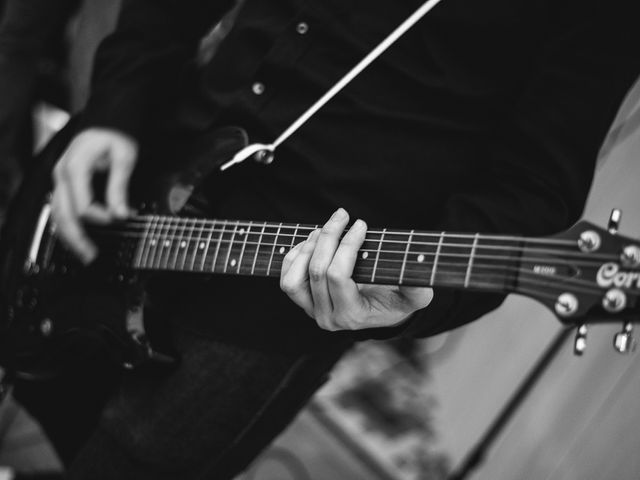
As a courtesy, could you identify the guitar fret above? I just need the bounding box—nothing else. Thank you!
[152,216,167,269]
[190,219,206,271]
[87,216,526,300]
[223,221,239,273]
[267,222,283,276]
[210,219,226,272]
[169,218,185,269]
[236,221,252,274]
[371,228,387,282]
[140,215,158,268]
[200,220,215,271]
[251,223,267,275]
[430,232,445,285]
[179,219,196,270]
[398,230,414,285]
[160,218,177,269]
[464,233,480,288]
[290,224,300,250]
[133,218,153,268]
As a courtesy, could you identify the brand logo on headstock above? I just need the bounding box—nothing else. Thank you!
[533,265,557,276]
[597,262,640,289]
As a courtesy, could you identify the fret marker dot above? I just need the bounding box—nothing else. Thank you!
[362,252,369,259]
[230,259,237,267]
[239,229,246,236]
[164,240,170,247]
[417,254,425,263]
[150,239,157,246]
[199,242,205,249]
[279,247,286,254]
[180,241,187,248]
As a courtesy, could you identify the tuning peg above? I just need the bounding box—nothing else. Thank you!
[608,208,622,234]
[613,322,635,354]
[574,324,588,356]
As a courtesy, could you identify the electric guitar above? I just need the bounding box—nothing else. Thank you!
[1,124,639,378]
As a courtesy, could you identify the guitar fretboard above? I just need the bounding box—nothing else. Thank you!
[95,216,523,293]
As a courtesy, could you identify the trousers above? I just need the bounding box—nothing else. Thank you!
[14,323,350,479]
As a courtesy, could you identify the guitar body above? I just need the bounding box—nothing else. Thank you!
[0,122,247,378]
[0,122,137,377]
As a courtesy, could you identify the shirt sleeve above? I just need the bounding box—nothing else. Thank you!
[80,0,235,140]
[405,0,640,338]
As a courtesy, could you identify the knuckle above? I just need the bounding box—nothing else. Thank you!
[320,223,338,235]
[308,263,326,282]
[283,248,297,262]
[280,277,298,295]
[326,265,342,283]
[317,318,337,332]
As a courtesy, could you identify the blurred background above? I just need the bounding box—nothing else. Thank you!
[1,1,640,479]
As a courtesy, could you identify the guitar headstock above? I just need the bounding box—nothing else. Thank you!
[517,209,640,355]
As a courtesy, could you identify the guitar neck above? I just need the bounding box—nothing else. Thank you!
[94,215,525,294]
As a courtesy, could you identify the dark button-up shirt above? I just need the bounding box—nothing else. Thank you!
[82,0,640,349]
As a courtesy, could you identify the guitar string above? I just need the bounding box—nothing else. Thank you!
[132,259,598,300]
[84,216,584,246]
[136,257,604,296]
[86,227,622,263]
[91,238,615,295]
[91,230,620,267]
[52,239,619,298]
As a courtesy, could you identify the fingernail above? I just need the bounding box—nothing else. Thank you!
[114,204,129,218]
[331,208,347,221]
[81,248,97,265]
[353,219,366,230]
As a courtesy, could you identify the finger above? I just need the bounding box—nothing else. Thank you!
[51,185,97,264]
[309,208,350,320]
[59,148,105,223]
[106,147,136,218]
[280,238,305,277]
[327,219,368,313]
[398,286,434,311]
[280,229,320,314]
[83,203,114,225]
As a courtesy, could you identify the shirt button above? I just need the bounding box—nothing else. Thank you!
[252,82,265,95]
[296,22,309,35]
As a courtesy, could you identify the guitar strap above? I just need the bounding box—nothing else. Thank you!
[219,0,446,171]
